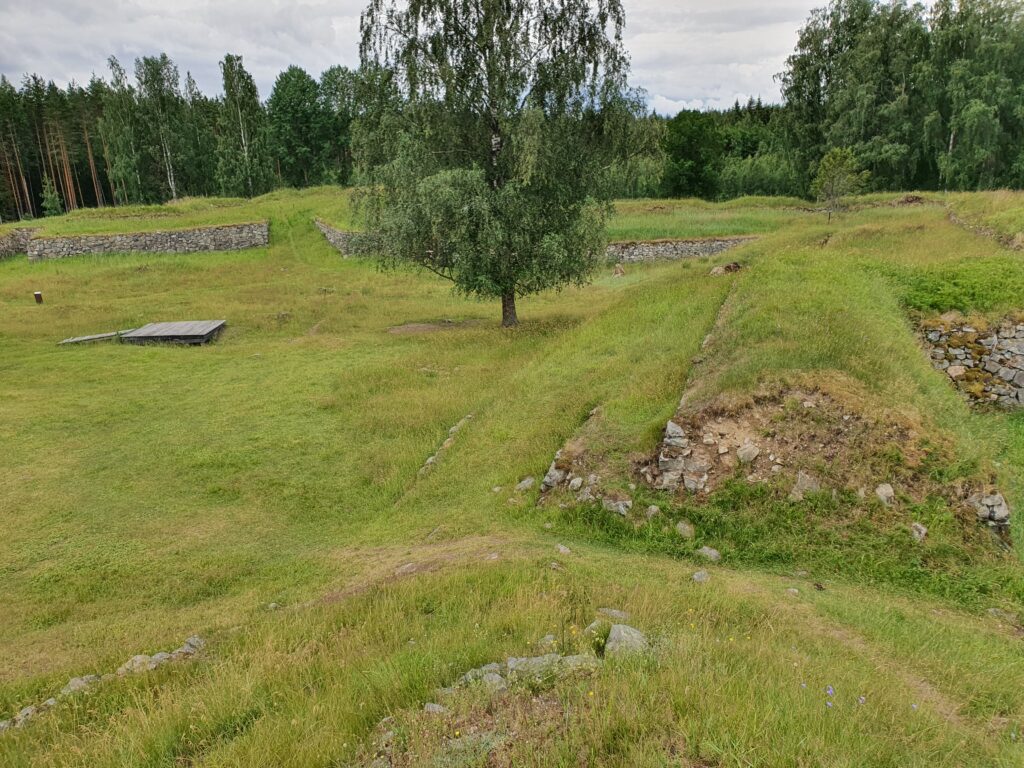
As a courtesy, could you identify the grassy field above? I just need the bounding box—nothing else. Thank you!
[1,189,1023,766]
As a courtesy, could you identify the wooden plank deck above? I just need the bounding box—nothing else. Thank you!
[120,320,226,345]
[59,329,136,345]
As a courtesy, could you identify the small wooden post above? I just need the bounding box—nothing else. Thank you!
[33,291,43,304]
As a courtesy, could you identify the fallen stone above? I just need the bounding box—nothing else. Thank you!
[736,443,761,464]
[568,476,584,492]
[506,654,561,681]
[786,588,800,596]
[789,471,821,501]
[875,483,896,506]
[675,520,696,539]
[60,674,100,697]
[515,476,536,492]
[556,544,571,555]
[557,654,601,675]
[664,420,688,448]
[423,702,447,714]
[480,672,507,692]
[696,546,721,563]
[13,705,36,727]
[911,522,928,542]
[602,497,632,516]
[645,505,661,520]
[692,570,710,583]
[541,462,566,491]
[598,607,630,621]
[604,624,649,657]
[117,655,154,676]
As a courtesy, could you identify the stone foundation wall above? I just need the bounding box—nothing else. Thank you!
[606,236,756,263]
[0,227,36,259]
[924,316,1024,408]
[315,219,359,256]
[26,222,269,261]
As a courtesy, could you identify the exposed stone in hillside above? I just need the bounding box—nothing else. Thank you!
[709,261,744,276]
[419,414,473,475]
[922,315,1024,408]
[604,624,649,657]
[607,237,756,263]
[969,492,1012,536]
[27,223,268,261]
[789,471,822,502]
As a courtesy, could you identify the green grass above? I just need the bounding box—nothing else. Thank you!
[1,190,1023,766]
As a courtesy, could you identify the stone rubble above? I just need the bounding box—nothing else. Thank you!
[27,223,268,261]
[1,635,204,733]
[968,491,1012,536]
[419,414,473,475]
[923,316,1024,408]
[607,237,756,264]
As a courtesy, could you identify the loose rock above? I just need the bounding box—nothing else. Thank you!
[789,471,821,502]
[675,520,696,539]
[696,546,721,562]
[875,483,896,506]
[692,570,710,583]
[911,522,928,542]
[604,624,649,657]
[515,476,536,492]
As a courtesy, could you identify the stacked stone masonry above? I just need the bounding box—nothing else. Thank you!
[26,222,269,261]
[924,317,1024,408]
[314,219,360,256]
[0,227,36,259]
[606,237,756,263]
[314,222,755,264]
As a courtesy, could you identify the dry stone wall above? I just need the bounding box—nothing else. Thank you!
[26,222,268,261]
[0,227,36,259]
[606,237,756,263]
[315,219,359,256]
[924,316,1024,408]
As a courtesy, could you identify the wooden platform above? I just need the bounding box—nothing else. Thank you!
[120,320,226,345]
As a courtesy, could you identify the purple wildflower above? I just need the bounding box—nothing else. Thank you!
[826,685,835,697]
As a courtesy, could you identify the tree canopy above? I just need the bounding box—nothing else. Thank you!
[356,0,645,326]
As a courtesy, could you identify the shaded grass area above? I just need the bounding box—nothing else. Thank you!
[1,190,1024,765]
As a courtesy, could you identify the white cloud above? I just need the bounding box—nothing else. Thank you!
[0,0,819,109]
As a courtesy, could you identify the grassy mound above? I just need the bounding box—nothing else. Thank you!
[0,189,1022,766]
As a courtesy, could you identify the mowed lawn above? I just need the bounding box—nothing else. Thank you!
[0,190,1023,766]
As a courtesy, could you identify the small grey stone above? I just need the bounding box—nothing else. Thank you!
[875,483,896,506]
[556,544,571,555]
[14,705,37,727]
[583,619,611,641]
[696,546,721,563]
[151,652,172,666]
[692,570,710,583]
[267,602,280,610]
[423,702,447,714]
[515,476,536,492]
[41,698,57,709]
[786,588,800,596]
[506,654,561,680]
[568,476,584,492]
[999,367,1016,381]
[60,674,100,697]
[736,443,761,464]
[602,497,632,516]
[557,654,601,675]
[0,720,10,732]
[117,654,154,675]
[604,624,649,657]
[182,635,205,652]
[911,522,927,542]
[645,505,661,519]
[789,471,821,501]
[675,520,696,539]
[541,463,567,491]
[598,607,630,621]
[480,672,507,692]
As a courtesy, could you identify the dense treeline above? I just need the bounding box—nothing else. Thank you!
[662,0,1024,199]
[0,54,359,221]
[2,0,1022,221]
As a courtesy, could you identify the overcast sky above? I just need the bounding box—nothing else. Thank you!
[0,0,819,112]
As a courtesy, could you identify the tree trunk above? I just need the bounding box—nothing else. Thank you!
[501,292,518,327]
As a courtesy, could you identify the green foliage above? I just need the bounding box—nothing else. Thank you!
[661,110,724,199]
[215,54,275,198]
[267,66,330,188]
[812,147,870,218]
[357,0,643,325]
[40,175,62,217]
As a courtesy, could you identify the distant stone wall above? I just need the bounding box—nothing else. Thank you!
[26,222,269,261]
[0,227,36,259]
[607,237,756,263]
[924,316,1024,408]
[315,219,359,256]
